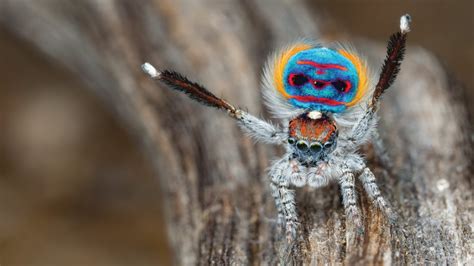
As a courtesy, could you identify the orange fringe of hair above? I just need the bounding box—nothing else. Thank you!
[273,43,312,98]
[338,49,368,107]
[273,44,368,108]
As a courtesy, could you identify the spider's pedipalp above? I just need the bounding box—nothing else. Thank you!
[307,166,329,188]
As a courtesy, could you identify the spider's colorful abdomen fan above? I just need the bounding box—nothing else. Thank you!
[273,43,368,113]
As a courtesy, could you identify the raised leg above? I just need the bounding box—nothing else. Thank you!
[339,171,364,233]
[268,156,299,242]
[371,129,393,169]
[236,111,287,144]
[141,63,286,144]
[342,14,411,148]
[358,167,397,223]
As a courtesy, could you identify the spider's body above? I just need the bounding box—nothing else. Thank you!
[287,112,338,165]
[142,15,412,242]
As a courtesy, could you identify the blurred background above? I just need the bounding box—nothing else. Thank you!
[0,0,472,265]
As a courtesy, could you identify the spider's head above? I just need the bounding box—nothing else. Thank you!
[270,43,368,113]
[288,112,338,162]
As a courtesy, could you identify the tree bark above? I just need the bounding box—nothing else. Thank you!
[1,0,472,264]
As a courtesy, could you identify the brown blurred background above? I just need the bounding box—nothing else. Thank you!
[0,1,472,265]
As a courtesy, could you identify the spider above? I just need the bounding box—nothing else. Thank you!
[142,14,412,242]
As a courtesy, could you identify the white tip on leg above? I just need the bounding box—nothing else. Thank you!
[141,62,160,78]
[400,14,412,34]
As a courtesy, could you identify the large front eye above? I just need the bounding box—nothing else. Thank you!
[296,140,309,151]
[289,74,309,86]
[331,80,350,93]
[310,143,322,152]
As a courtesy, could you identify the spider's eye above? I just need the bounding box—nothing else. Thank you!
[324,142,333,148]
[288,138,296,145]
[289,74,309,86]
[313,81,326,88]
[331,80,350,93]
[296,140,309,151]
[310,143,322,153]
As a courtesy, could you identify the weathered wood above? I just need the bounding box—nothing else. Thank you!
[1,0,471,264]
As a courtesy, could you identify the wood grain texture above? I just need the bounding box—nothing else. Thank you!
[1,0,472,264]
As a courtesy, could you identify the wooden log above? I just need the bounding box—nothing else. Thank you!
[1,0,471,264]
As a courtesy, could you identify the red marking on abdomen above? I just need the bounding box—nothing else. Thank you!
[342,80,352,93]
[316,69,325,74]
[298,60,347,71]
[291,95,344,106]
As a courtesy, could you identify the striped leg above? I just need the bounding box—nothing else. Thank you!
[372,129,393,169]
[269,157,298,242]
[358,167,397,223]
[269,182,285,226]
[339,171,364,233]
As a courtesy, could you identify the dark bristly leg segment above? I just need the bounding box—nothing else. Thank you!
[141,63,239,116]
[370,14,411,110]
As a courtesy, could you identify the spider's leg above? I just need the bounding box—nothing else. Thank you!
[371,129,393,169]
[268,156,299,242]
[339,170,364,234]
[142,63,238,114]
[268,158,287,226]
[344,14,412,146]
[370,14,411,109]
[343,106,378,148]
[237,111,287,144]
[370,14,411,110]
[142,63,286,144]
[358,167,397,224]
